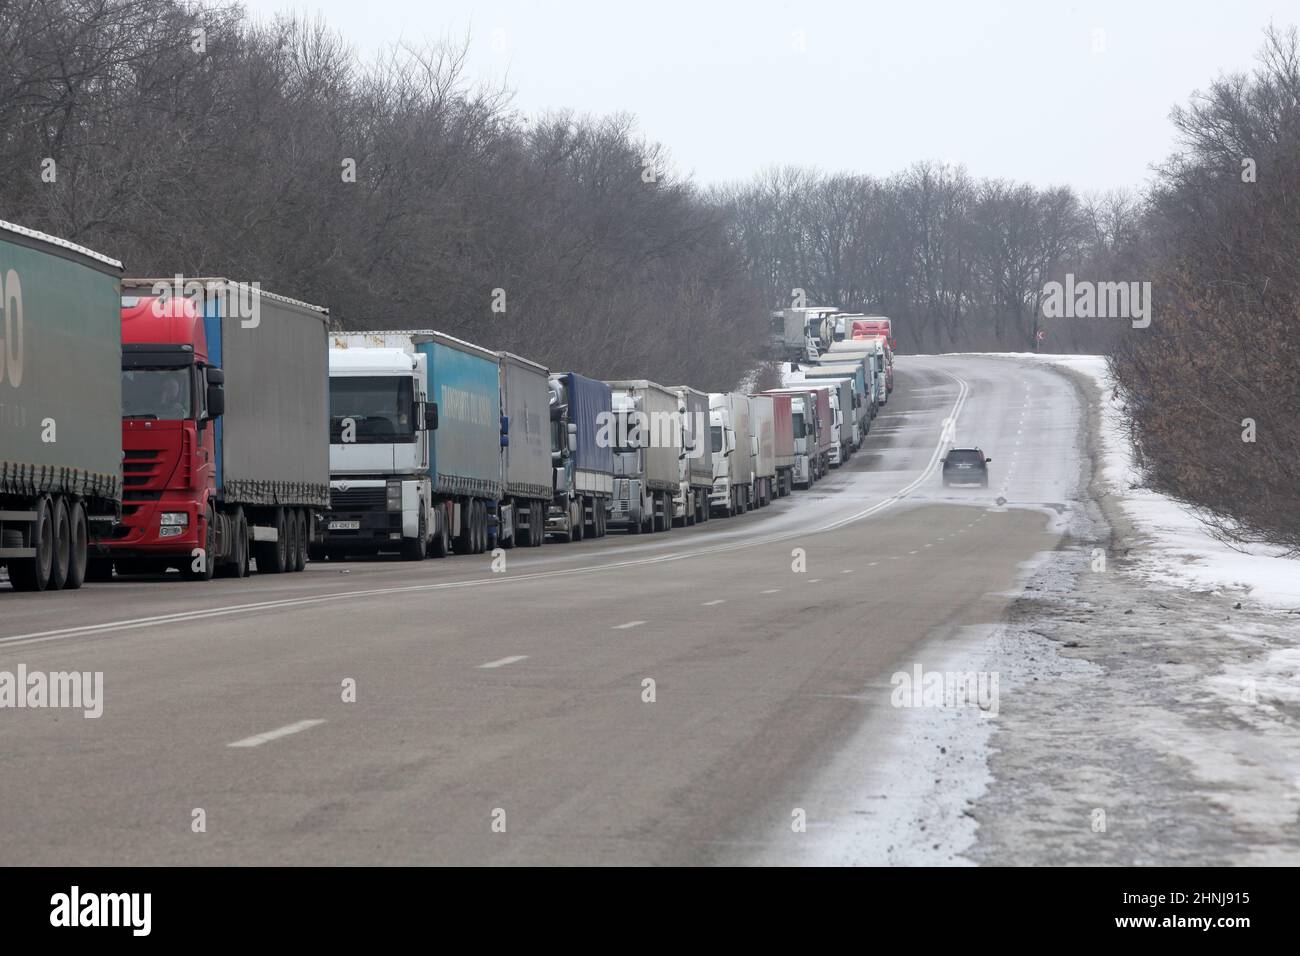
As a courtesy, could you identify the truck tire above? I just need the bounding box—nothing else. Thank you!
[183,507,217,581]
[530,500,543,547]
[294,510,308,571]
[255,508,289,573]
[455,499,474,554]
[9,497,54,591]
[431,509,450,557]
[229,510,250,577]
[49,497,72,590]
[572,500,585,542]
[63,500,89,590]
[401,512,427,561]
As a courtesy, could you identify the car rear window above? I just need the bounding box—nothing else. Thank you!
[947,450,984,464]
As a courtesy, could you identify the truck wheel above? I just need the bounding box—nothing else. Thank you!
[294,510,308,571]
[49,497,72,590]
[401,512,427,561]
[455,499,474,554]
[9,497,54,591]
[233,510,250,577]
[572,500,585,542]
[255,509,288,573]
[431,508,450,557]
[182,507,217,581]
[62,500,89,590]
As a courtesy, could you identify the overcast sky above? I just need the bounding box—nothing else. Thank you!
[240,0,1293,193]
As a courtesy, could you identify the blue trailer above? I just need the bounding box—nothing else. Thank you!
[547,372,614,541]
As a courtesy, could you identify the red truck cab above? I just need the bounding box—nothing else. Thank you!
[107,292,225,577]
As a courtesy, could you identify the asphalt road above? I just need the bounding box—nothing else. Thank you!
[0,355,1085,864]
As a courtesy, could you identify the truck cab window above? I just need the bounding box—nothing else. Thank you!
[122,367,194,420]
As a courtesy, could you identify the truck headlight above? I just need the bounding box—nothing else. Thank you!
[160,512,189,526]
[386,480,402,511]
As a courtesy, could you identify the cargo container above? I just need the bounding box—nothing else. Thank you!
[605,380,680,534]
[324,330,502,559]
[767,306,838,362]
[826,342,881,417]
[798,367,861,459]
[747,394,777,507]
[498,351,553,547]
[756,388,820,489]
[708,392,754,516]
[1,220,123,591]
[666,385,712,526]
[766,392,797,496]
[808,360,870,437]
[547,371,614,541]
[109,277,329,579]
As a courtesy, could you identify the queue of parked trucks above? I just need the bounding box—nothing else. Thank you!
[0,220,895,592]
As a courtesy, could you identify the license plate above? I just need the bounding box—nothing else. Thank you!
[329,520,360,531]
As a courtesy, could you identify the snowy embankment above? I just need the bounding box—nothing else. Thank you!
[987,353,1300,610]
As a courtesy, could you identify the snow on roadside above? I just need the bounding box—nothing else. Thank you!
[964,352,1300,610]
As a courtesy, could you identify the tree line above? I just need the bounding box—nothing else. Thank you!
[3,2,1295,550]
[0,0,764,391]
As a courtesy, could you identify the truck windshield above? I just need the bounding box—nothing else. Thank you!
[122,368,193,420]
[330,376,416,443]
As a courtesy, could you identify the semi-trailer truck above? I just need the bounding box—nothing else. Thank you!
[497,351,553,548]
[109,277,329,579]
[747,394,777,507]
[605,380,679,534]
[768,306,838,362]
[1,220,123,591]
[826,342,881,417]
[783,368,855,466]
[807,360,871,438]
[547,371,613,541]
[767,392,797,497]
[324,330,502,558]
[757,388,819,489]
[708,392,754,517]
[667,385,712,526]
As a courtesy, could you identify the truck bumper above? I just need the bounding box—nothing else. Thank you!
[323,507,404,549]
[105,493,203,558]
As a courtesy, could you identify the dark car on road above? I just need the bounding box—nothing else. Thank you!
[941,447,991,487]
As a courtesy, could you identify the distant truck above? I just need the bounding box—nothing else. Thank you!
[827,341,882,414]
[809,360,871,438]
[768,306,838,362]
[747,394,777,507]
[606,380,679,534]
[498,351,554,548]
[765,392,797,497]
[757,388,820,489]
[667,385,712,526]
[109,277,329,579]
[325,330,502,559]
[708,392,754,516]
[1,220,123,591]
[789,367,859,464]
[547,371,614,541]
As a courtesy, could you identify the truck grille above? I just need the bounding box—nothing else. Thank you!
[330,487,386,510]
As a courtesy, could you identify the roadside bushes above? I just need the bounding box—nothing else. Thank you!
[1110,26,1300,553]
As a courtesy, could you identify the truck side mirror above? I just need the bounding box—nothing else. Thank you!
[500,414,509,436]
[205,367,225,386]
[206,374,225,418]
[749,436,758,457]
[425,402,439,430]
[567,422,577,453]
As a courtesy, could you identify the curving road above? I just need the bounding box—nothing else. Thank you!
[0,355,1088,864]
